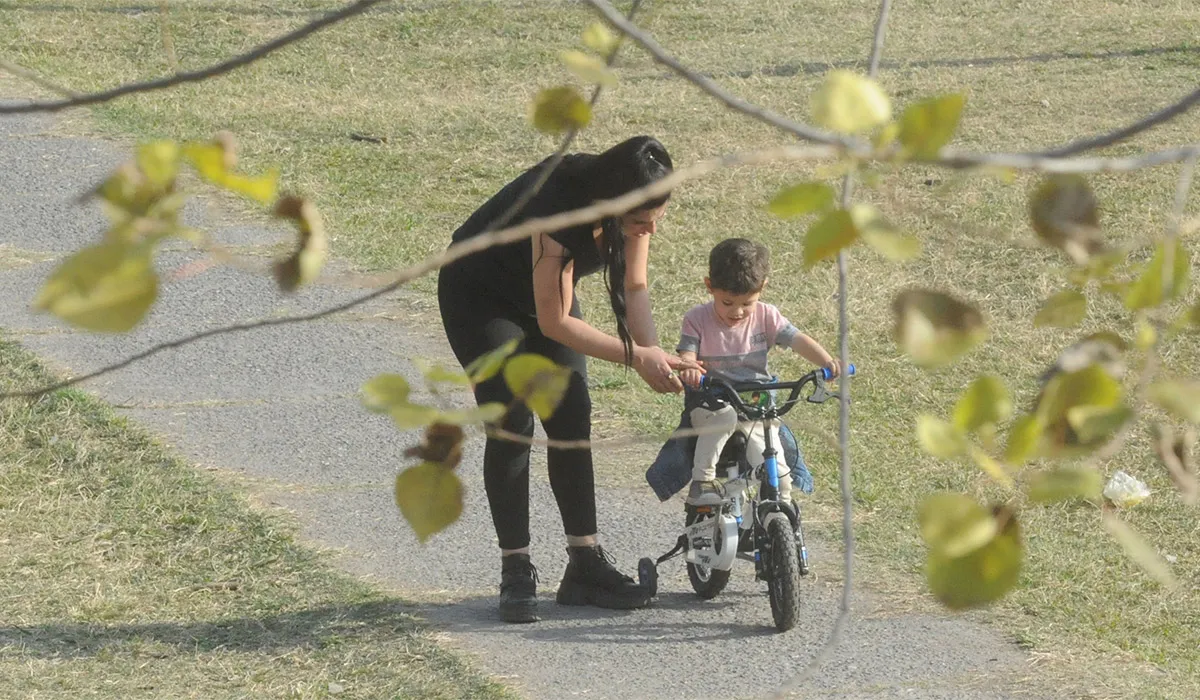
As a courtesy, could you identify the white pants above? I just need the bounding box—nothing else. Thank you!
[690,404,791,501]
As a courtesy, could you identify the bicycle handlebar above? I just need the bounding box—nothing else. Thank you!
[698,364,856,419]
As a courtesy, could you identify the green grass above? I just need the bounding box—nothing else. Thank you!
[4,0,1200,696]
[0,338,511,699]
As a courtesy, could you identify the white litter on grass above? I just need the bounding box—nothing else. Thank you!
[1103,470,1151,508]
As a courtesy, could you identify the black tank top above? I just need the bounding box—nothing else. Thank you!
[448,154,606,317]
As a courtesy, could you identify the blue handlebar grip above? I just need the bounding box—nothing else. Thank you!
[822,364,856,380]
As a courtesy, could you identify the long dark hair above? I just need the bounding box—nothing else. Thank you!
[585,136,674,366]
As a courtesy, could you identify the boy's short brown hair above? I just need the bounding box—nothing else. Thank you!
[708,238,770,295]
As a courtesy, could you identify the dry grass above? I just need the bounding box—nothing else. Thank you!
[4,0,1200,696]
[0,339,511,699]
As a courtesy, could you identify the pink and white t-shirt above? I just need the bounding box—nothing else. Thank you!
[676,301,800,382]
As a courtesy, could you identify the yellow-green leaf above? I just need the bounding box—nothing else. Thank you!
[182,141,278,204]
[1034,289,1087,328]
[1027,466,1103,504]
[439,402,507,426]
[1004,414,1044,464]
[135,140,181,190]
[394,463,464,544]
[803,209,858,266]
[810,70,892,134]
[1066,404,1132,445]
[1148,381,1200,423]
[1125,239,1190,311]
[1029,175,1104,265]
[970,446,1015,489]
[362,374,413,411]
[561,50,618,87]
[529,86,592,134]
[897,93,967,158]
[465,338,521,384]
[892,288,988,368]
[927,508,1022,610]
[33,241,158,333]
[388,403,442,430]
[851,204,921,261]
[917,415,968,459]
[1101,513,1178,590]
[415,359,472,387]
[953,374,1012,433]
[272,196,327,292]
[582,22,619,58]
[768,182,835,219]
[503,353,573,420]
[919,492,998,558]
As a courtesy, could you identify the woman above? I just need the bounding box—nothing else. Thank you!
[437,135,692,623]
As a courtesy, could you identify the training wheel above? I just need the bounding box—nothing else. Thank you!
[638,557,658,598]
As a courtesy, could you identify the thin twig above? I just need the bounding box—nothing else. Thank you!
[0,60,81,99]
[770,2,892,696]
[1039,85,1200,158]
[933,144,1200,173]
[583,0,849,147]
[0,0,387,115]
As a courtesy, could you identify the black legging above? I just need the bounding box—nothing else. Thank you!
[438,265,597,550]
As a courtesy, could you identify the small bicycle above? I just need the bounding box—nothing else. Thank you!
[638,364,855,632]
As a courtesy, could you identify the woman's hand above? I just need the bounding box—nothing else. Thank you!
[634,346,699,394]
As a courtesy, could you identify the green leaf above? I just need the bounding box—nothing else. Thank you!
[767,182,835,219]
[388,403,443,430]
[1029,175,1103,264]
[135,140,181,190]
[892,288,988,368]
[1148,381,1200,423]
[917,415,969,459]
[851,204,921,261]
[438,402,507,425]
[182,141,278,204]
[33,241,158,333]
[1033,289,1087,328]
[464,338,521,384]
[529,86,592,134]
[414,359,472,387]
[1027,466,1104,504]
[394,463,464,544]
[953,374,1013,433]
[1066,404,1132,445]
[810,70,892,134]
[1004,413,1045,464]
[970,446,1015,489]
[919,492,998,559]
[582,22,619,58]
[803,209,859,266]
[560,50,618,87]
[926,507,1022,610]
[1124,239,1190,311]
[362,374,411,412]
[1101,513,1178,590]
[272,196,327,292]
[503,353,573,420]
[897,93,967,158]
[1037,364,1125,454]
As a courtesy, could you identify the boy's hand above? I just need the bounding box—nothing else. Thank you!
[823,358,842,379]
[680,367,704,389]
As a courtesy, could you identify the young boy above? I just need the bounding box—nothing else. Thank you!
[677,238,840,506]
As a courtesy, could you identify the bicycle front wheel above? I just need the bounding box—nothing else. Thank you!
[766,514,802,632]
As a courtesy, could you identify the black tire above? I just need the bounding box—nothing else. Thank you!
[638,557,659,599]
[685,510,731,599]
[766,515,802,632]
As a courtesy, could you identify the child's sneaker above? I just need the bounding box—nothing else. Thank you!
[686,480,723,506]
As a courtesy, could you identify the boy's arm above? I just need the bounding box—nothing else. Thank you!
[789,332,838,373]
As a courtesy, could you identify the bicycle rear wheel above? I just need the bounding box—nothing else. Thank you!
[685,510,731,599]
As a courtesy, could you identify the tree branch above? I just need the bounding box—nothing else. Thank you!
[0,60,81,99]
[1038,85,1200,158]
[770,2,892,696]
[0,0,388,115]
[582,0,850,147]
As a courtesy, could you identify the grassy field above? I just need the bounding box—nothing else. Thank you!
[3,0,1200,696]
[0,338,512,698]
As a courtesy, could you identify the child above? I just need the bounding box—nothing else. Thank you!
[677,238,840,506]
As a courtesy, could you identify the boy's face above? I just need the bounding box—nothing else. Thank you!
[705,278,762,327]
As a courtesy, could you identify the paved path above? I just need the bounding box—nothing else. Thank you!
[1,105,1050,699]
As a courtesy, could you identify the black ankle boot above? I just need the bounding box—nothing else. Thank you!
[556,545,651,610]
[499,554,539,623]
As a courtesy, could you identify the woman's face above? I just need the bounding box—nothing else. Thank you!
[620,202,668,238]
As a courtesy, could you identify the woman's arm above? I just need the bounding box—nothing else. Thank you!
[623,231,658,347]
